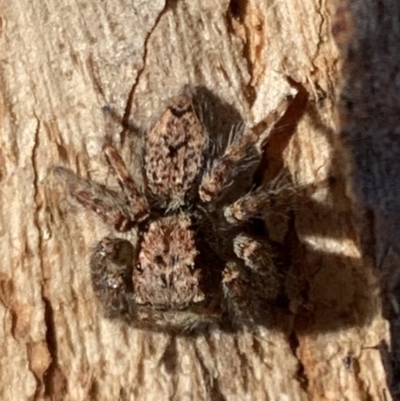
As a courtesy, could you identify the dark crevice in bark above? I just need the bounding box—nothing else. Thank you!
[43,297,67,399]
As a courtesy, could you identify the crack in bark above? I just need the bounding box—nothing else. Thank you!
[42,297,67,399]
[193,342,227,401]
[31,114,67,399]
[225,0,257,106]
[123,0,171,127]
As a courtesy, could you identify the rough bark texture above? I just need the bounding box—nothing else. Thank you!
[0,0,397,400]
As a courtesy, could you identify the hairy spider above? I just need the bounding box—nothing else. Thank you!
[55,93,293,333]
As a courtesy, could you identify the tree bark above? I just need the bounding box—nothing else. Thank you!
[0,0,396,400]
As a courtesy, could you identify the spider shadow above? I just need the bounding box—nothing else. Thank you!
[284,95,379,337]
[330,5,400,396]
[184,84,379,339]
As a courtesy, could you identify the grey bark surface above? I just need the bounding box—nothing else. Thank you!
[0,0,396,400]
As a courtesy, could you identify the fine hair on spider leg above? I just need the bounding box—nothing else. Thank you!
[224,170,298,224]
[198,96,294,203]
[55,88,297,333]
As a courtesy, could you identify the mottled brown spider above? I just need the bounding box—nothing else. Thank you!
[55,92,294,333]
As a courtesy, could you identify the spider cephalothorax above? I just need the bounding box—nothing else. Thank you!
[55,92,293,333]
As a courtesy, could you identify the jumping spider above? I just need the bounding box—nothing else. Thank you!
[55,92,294,333]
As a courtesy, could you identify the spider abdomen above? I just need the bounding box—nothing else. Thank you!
[134,214,205,310]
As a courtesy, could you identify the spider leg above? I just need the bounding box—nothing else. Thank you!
[224,188,271,223]
[199,96,292,203]
[224,181,296,223]
[102,108,149,222]
[222,261,255,325]
[222,234,281,326]
[55,166,138,231]
[232,234,281,298]
[90,237,135,320]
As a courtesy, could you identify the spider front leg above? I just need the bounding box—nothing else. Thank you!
[102,107,149,223]
[55,167,135,230]
[90,237,135,320]
[55,167,140,232]
[199,96,292,203]
[54,109,149,231]
[222,234,281,326]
